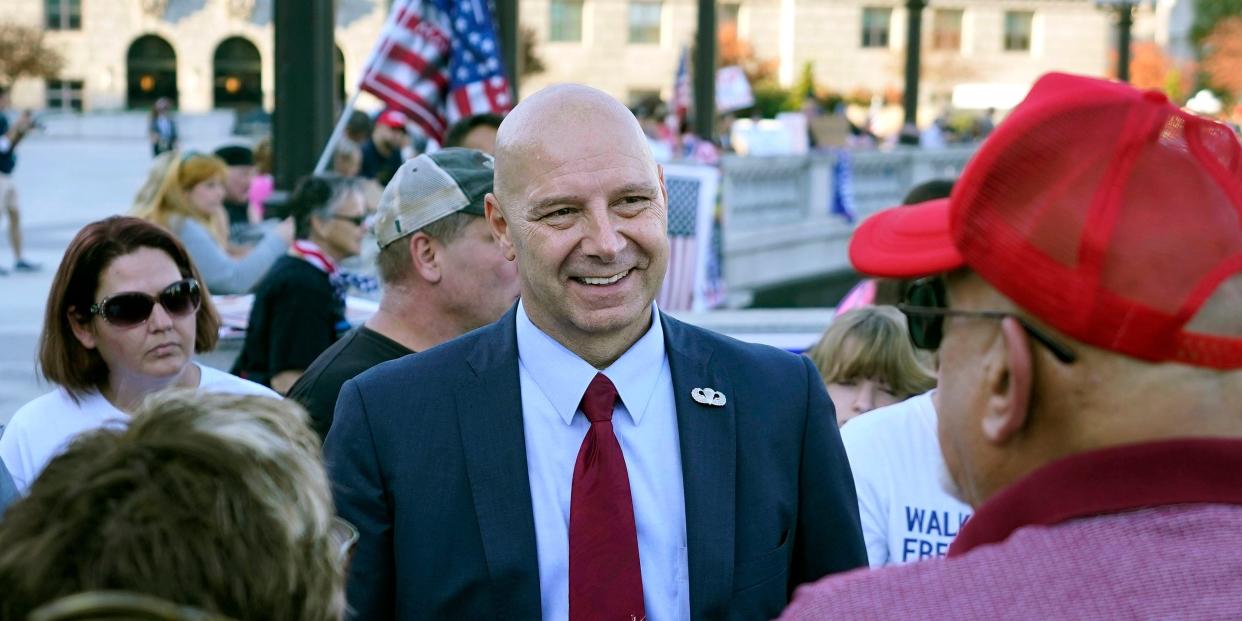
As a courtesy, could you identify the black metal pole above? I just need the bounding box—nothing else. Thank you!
[901,0,927,144]
[693,0,716,141]
[273,0,334,192]
[1117,5,1134,83]
[496,0,519,100]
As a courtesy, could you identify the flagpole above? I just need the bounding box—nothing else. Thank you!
[313,90,362,174]
[312,0,412,174]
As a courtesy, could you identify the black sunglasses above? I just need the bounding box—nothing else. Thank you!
[331,214,367,227]
[897,278,1077,364]
[86,278,202,328]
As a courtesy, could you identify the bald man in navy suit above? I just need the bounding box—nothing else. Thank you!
[325,85,866,620]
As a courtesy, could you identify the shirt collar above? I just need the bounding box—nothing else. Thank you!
[516,300,667,427]
[949,438,1242,557]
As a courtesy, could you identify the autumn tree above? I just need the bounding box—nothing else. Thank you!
[0,23,64,87]
[718,22,776,84]
[1125,42,1195,102]
[1202,17,1242,99]
[518,25,545,79]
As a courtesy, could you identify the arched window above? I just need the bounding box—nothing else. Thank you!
[213,36,263,109]
[126,35,177,109]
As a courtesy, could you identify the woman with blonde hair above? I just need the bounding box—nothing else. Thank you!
[132,150,292,294]
[807,306,936,427]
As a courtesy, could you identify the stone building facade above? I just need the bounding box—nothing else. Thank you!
[3,0,1173,118]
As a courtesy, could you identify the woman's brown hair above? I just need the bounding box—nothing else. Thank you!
[40,216,221,400]
[807,306,937,399]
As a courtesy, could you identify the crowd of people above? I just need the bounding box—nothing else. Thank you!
[0,71,1239,621]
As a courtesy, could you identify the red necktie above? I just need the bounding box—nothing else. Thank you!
[569,373,645,621]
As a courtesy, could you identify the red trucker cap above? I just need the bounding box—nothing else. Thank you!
[849,72,1242,369]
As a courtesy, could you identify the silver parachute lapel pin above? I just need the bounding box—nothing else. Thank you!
[691,387,727,407]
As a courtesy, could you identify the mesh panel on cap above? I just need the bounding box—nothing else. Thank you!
[375,157,470,248]
[952,73,1242,367]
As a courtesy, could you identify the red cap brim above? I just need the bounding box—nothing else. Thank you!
[848,198,965,278]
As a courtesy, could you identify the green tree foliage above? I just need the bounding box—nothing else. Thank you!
[1193,0,1242,45]
[786,62,816,110]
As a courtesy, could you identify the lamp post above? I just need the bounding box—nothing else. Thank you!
[496,0,519,99]
[901,0,928,145]
[694,0,717,141]
[1096,0,1145,83]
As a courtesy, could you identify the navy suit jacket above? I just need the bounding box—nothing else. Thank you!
[325,306,866,620]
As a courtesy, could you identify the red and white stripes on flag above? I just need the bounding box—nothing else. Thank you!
[657,164,724,312]
[359,0,511,143]
[660,234,699,311]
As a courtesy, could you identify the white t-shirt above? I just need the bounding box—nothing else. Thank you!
[0,364,277,493]
[841,390,973,567]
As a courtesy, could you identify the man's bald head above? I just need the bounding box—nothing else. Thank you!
[493,84,655,205]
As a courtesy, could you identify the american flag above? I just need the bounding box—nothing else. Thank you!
[359,0,512,142]
[658,165,724,311]
[659,177,701,311]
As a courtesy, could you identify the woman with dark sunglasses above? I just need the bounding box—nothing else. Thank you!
[232,174,368,394]
[0,217,278,494]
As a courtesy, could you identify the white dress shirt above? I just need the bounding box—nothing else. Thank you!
[517,301,690,621]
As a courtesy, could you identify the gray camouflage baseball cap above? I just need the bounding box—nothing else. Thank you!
[374,147,494,249]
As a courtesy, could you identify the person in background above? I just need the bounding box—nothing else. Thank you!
[827,177,968,568]
[0,216,277,493]
[345,109,373,146]
[148,96,178,157]
[443,113,503,154]
[360,109,409,187]
[232,175,367,394]
[248,136,274,223]
[132,151,292,294]
[807,306,936,426]
[0,85,39,274]
[332,138,364,178]
[331,138,383,216]
[213,144,256,230]
[782,72,1242,619]
[0,391,345,621]
[289,149,519,440]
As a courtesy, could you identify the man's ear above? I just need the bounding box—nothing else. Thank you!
[409,233,441,284]
[67,310,98,351]
[485,192,516,261]
[981,317,1033,443]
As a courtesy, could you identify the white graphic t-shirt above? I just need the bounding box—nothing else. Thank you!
[841,391,973,567]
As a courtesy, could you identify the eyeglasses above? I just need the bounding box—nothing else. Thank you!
[331,214,367,227]
[86,278,202,328]
[897,278,1077,364]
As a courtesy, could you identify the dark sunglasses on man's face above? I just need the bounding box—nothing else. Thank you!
[896,278,1077,364]
[86,278,202,328]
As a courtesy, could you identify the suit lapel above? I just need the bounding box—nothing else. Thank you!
[458,306,542,618]
[663,313,737,617]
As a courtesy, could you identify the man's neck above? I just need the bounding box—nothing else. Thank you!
[526,305,654,370]
[364,286,462,353]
